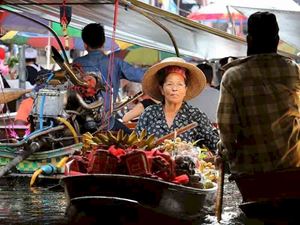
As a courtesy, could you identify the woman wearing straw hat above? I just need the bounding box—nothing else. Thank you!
[135,57,219,152]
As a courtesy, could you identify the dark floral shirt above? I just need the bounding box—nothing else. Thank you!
[135,102,219,152]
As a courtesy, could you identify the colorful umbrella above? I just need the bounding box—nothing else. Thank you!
[0,11,49,34]
[114,45,176,66]
[0,30,76,49]
[0,11,134,52]
[0,30,130,52]
[124,47,159,65]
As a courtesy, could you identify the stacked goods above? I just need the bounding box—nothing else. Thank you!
[65,131,217,189]
[161,137,217,188]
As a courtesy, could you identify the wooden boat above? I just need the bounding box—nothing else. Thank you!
[0,143,82,173]
[232,168,300,224]
[61,174,217,224]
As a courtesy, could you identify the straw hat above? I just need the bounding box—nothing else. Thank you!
[142,57,206,101]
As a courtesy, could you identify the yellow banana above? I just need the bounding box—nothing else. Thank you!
[82,132,93,141]
[97,133,110,145]
[127,131,138,146]
[116,129,124,143]
[145,134,156,149]
[85,132,93,138]
[139,129,147,140]
[92,136,101,144]
[122,134,129,144]
[107,131,118,145]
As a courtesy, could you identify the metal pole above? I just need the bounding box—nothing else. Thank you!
[46,21,51,70]
[177,0,180,15]
[120,0,180,57]
[18,45,26,90]
[17,45,26,109]
[226,5,236,36]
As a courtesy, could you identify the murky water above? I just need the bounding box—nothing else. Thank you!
[0,185,67,225]
[203,178,247,225]
[0,176,249,225]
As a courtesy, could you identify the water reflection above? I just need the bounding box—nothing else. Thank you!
[203,178,247,225]
[0,175,249,225]
[0,186,67,225]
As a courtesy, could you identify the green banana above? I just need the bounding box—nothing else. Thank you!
[97,133,111,146]
[139,129,147,140]
[116,129,124,143]
[127,131,138,146]
[107,131,118,145]
[145,134,156,149]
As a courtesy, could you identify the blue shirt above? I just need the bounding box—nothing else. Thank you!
[73,50,145,128]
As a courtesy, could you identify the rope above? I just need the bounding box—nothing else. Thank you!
[103,0,119,130]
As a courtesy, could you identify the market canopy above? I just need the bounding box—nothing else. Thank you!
[1,0,298,59]
[0,0,249,59]
[233,6,300,52]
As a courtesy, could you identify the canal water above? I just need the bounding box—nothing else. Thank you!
[0,176,254,225]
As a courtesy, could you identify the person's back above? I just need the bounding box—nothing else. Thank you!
[25,47,48,85]
[217,11,300,174]
[220,54,300,173]
[73,23,145,133]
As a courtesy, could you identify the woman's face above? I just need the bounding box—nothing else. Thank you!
[160,72,187,104]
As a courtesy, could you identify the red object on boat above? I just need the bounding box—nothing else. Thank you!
[87,149,119,174]
[108,145,126,158]
[145,149,176,181]
[122,150,150,176]
[65,155,88,175]
[172,174,189,185]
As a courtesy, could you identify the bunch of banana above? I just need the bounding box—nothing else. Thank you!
[94,129,126,148]
[93,129,157,150]
[81,132,98,153]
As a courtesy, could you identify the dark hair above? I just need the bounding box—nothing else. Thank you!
[197,63,213,84]
[82,23,106,49]
[156,66,189,87]
[25,58,36,63]
[248,12,279,38]
[247,12,279,54]
[219,56,238,67]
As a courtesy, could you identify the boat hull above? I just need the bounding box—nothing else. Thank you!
[67,196,200,225]
[61,174,217,223]
[0,143,82,173]
[233,168,300,223]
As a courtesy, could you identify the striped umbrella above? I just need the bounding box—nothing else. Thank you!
[0,30,131,52]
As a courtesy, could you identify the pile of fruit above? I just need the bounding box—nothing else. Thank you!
[161,137,217,188]
[66,131,217,189]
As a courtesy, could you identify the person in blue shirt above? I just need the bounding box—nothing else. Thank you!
[73,23,145,134]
